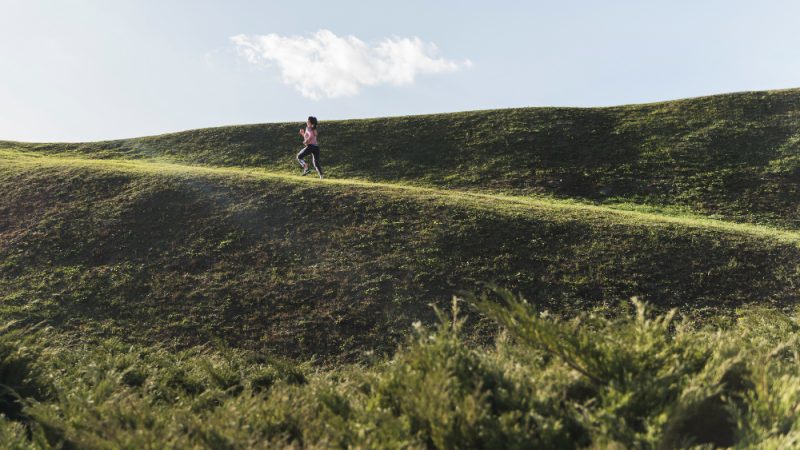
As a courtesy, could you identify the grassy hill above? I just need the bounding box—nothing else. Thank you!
[2,88,800,448]
[1,146,799,362]
[6,88,800,230]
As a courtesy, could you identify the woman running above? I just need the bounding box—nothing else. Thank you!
[296,116,323,179]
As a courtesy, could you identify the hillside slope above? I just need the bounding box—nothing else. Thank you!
[2,149,799,361]
[5,88,799,229]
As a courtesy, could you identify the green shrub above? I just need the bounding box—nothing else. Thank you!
[2,294,800,448]
[0,323,50,425]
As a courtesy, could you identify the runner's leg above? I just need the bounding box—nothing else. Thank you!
[310,146,323,177]
[297,146,311,169]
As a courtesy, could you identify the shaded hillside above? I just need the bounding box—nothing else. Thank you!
[5,88,800,229]
[2,151,798,362]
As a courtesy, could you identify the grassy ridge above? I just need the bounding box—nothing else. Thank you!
[5,149,800,243]
[2,151,799,362]
[6,88,800,229]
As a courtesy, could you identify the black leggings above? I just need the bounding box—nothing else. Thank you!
[297,145,322,175]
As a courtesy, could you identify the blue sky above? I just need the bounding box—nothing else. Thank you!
[1,0,799,142]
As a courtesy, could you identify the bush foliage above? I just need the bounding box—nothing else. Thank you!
[2,292,799,449]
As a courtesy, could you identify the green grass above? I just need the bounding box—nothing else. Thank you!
[5,87,799,229]
[1,149,799,363]
[4,148,799,244]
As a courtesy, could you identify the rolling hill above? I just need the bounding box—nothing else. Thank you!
[2,88,800,362]
[5,87,799,230]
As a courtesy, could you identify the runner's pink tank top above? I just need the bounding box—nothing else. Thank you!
[305,128,318,145]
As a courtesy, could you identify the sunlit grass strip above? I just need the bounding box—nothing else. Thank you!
[3,147,799,246]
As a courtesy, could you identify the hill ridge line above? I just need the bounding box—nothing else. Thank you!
[3,87,798,143]
[3,148,800,246]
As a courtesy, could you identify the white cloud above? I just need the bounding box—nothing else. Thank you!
[231,29,472,100]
